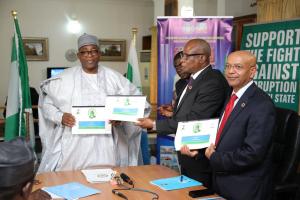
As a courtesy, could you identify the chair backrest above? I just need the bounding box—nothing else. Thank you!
[272,107,300,184]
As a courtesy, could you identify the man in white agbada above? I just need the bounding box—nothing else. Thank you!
[38,33,150,172]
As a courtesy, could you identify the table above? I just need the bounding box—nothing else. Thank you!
[33,165,216,199]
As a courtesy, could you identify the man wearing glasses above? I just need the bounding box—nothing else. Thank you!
[205,51,275,200]
[38,33,149,172]
[137,39,229,188]
[158,51,190,118]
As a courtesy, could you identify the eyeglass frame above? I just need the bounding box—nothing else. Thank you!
[180,52,206,60]
[78,49,100,57]
[225,64,256,71]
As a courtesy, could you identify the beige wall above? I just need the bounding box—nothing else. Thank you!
[194,0,218,16]
[225,0,256,16]
[0,0,153,105]
[194,0,256,16]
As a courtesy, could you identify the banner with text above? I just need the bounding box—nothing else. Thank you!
[241,19,300,112]
[157,17,233,118]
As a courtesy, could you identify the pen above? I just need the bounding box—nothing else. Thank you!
[112,190,128,200]
[115,191,128,200]
[177,160,183,182]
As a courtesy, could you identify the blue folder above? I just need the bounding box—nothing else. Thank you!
[150,175,202,191]
[44,182,100,200]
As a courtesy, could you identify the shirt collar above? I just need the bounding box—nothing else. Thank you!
[234,80,254,99]
[191,64,210,80]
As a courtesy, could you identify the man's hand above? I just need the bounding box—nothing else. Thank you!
[205,143,216,159]
[62,113,75,127]
[158,104,173,117]
[180,145,199,157]
[136,118,154,129]
[29,189,51,200]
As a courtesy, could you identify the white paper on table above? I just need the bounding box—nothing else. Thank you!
[104,95,146,122]
[72,106,111,134]
[175,118,219,151]
[81,168,116,183]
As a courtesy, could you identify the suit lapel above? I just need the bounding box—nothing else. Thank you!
[217,84,257,146]
[175,66,212,114]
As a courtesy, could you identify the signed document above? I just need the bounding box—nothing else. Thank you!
[72,106,111,134]
[175,119,219,150]
[105,95,146,122]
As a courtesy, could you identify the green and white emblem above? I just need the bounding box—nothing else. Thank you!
[88,108,96,119]
[193,123,201,133]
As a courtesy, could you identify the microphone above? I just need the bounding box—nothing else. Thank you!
[120,173,133,185]
[112,190,128,200]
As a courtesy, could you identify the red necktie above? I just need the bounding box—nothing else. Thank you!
[215,94,238,145]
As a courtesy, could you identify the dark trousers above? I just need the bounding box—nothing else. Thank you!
[178,150,212,188]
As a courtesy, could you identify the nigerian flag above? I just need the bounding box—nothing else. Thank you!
[5,14,35,147]
[126,39,142,91]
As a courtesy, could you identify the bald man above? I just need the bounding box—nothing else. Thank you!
[137,39,229,187]
[205,51,275,200]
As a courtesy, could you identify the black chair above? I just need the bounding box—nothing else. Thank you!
[272,107,300,200]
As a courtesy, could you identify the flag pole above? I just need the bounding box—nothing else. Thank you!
[11,10,17,19]
[132,28,137,47]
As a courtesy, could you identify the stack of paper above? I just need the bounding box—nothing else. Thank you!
[43,182,100,200]
[150,175,202,191]
[81,168,116,183]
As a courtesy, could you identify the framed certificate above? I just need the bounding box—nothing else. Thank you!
[105,95,146,122]
[72,106,111,134]
[175,119,219,150]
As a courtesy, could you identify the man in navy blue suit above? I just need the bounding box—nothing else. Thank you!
[205,51,275,200]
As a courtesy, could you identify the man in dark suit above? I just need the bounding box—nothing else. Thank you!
[205,51,275,200]
[158,51,190,118]
[137,39,229,187]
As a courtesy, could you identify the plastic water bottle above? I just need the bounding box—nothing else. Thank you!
[150,156,157,164]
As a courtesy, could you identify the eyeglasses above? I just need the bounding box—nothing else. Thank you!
[225,64,244,71]
[180,53,205,60]
[79,49,99,57]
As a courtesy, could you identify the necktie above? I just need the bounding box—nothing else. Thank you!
[186,77,194,91]
[176,77,194,108]
[215,94,238,145]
